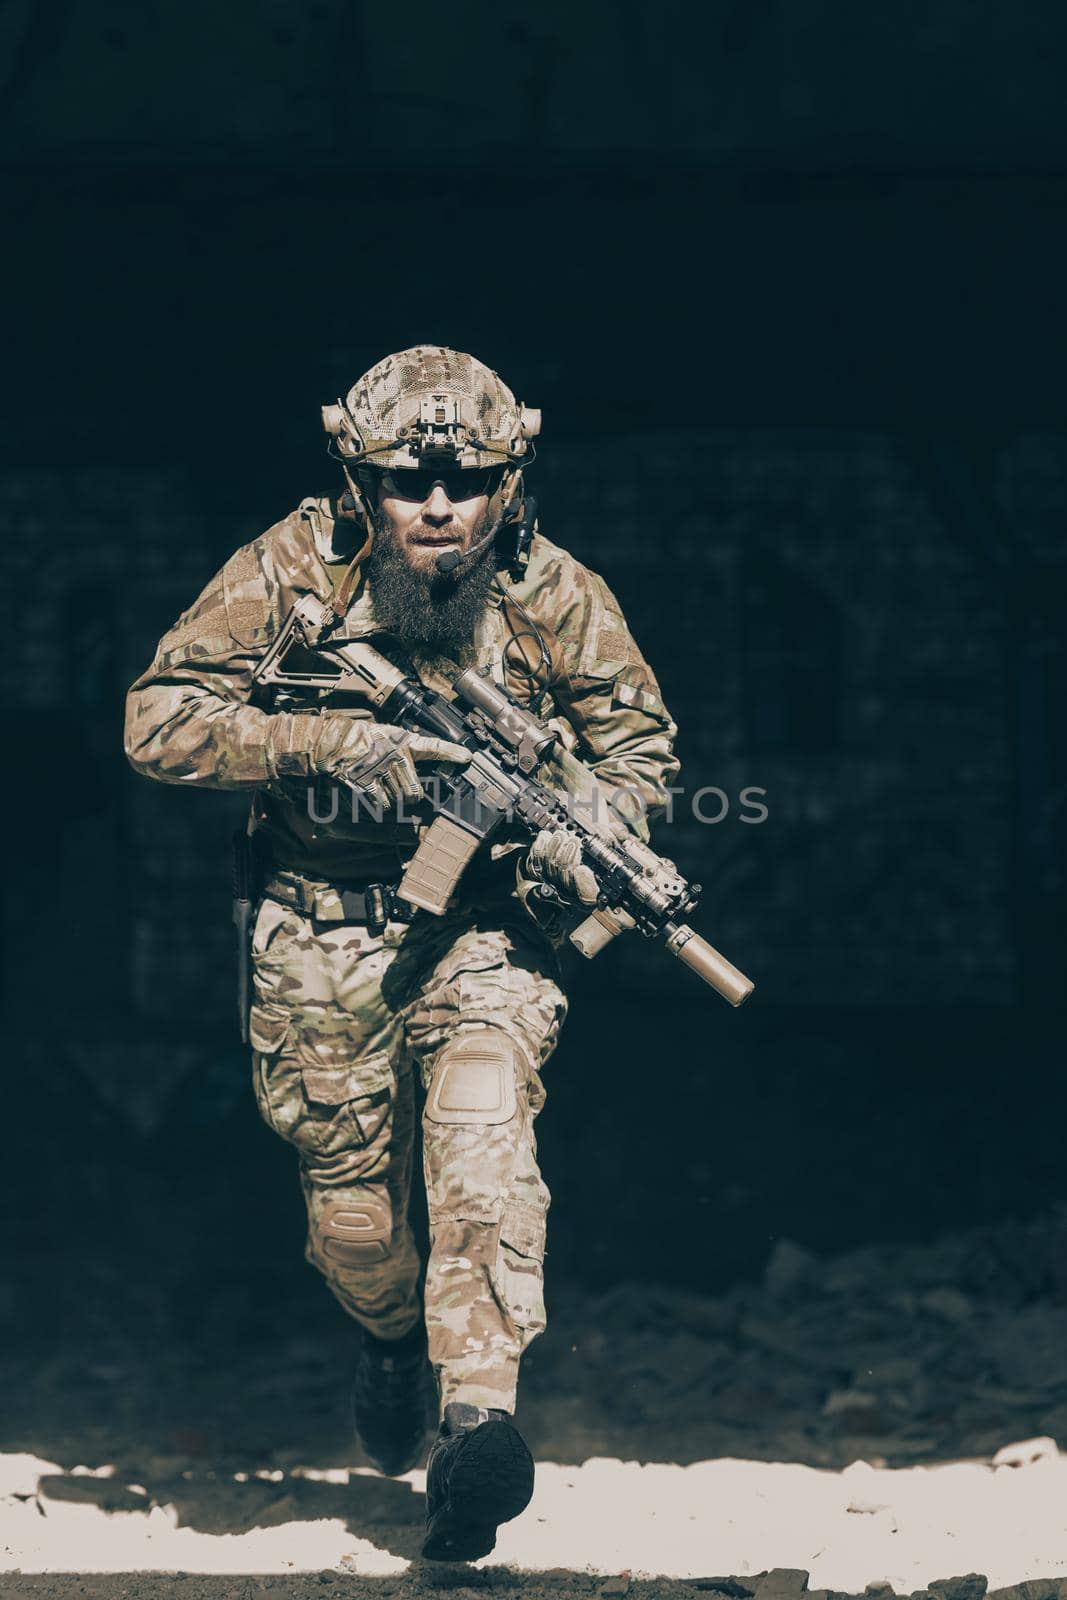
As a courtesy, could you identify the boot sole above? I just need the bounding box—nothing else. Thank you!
[422,1419,535,1562]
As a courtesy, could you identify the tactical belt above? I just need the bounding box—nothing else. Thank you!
[262,870,416,930]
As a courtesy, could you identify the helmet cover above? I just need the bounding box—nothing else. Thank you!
[322,345,540,471]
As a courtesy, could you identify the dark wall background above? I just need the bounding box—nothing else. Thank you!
[2,2,1065,1304]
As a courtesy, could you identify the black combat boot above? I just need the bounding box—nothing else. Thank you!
[351,1321,433,1477]
[421,1401,535,1562]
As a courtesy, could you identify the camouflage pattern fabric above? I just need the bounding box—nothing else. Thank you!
[125,491,680,1416]
[124,494,680,882]
[250,889,565,1415]
[327,345,533,471]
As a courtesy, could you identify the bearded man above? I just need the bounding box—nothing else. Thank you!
[124,346,679,1561]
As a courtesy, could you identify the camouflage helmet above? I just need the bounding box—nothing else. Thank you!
[322,345,540,471]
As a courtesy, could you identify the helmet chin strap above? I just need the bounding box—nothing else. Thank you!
[339,463,371,524]
[324,465,377,620]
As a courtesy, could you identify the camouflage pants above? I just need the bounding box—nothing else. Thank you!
[248,890,567,1415]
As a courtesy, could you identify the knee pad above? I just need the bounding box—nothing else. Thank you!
[425,1029,521,1126]
[318,1187,392,1266]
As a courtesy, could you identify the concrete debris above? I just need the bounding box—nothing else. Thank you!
[754,1572,810,1600]
[986,1585,1066,1600]
[928,1578,988,1600]
[7,1212,1067,1592]
[519,1205,1067,1472]
[990,1437,1057,1469]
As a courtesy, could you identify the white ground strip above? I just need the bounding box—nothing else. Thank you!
[3,1445,1067,1589]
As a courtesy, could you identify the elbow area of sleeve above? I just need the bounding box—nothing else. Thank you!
[123,683,273,787]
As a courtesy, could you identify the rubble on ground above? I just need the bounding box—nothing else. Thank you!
[520,1205,1067,1470]
[3,1210,1067,1595]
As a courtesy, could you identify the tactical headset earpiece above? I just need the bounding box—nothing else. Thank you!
[339,463,394,538]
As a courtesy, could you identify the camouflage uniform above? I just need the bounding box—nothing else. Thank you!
[125,493,679,1414]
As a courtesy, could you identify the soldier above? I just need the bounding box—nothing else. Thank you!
[124,346,679,1561]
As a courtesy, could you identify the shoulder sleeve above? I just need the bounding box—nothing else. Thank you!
[550,559,681,841]
[123,535,284,789]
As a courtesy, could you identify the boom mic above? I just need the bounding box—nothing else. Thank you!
[435,520,502,575]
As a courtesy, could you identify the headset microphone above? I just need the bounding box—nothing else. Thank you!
[435,496,539,579]
[435,523,500,576]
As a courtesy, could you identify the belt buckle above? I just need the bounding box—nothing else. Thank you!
[337,886,366,923]
[388,889,412,925]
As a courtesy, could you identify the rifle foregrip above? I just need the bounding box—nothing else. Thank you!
[569,904,636,958]
[667,925,754,1006]
[399,814,482,916]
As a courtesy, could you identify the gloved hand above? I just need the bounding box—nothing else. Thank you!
[267,712,470,809]
[525,828,599,906]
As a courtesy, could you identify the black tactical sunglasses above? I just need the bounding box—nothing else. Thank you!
[376,466,506,504]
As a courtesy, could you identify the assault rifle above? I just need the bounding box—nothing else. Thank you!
[252,596,754,1006]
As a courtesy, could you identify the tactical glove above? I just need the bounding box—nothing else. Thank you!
[266,712,470,809]
[525,828,599,906]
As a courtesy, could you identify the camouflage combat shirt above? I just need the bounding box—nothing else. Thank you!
[124,495,680,905]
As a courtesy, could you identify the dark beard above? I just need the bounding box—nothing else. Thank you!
[365,513,498,660]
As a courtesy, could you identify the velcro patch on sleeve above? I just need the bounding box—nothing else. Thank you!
[597,627,631,662]
[162,602,230,654]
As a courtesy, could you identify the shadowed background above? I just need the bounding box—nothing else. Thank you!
[1,1,1065,1354]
